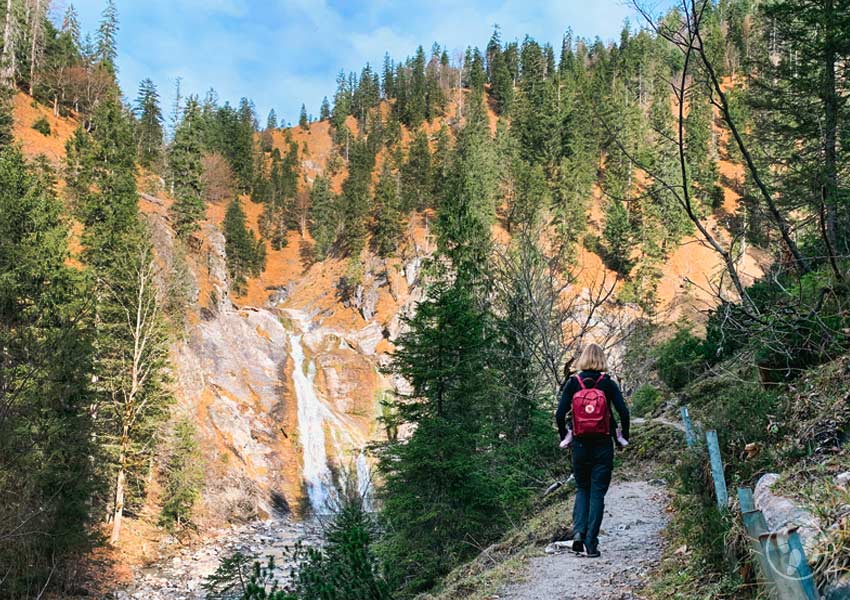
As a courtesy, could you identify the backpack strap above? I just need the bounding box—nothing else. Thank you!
[576,373,606,389]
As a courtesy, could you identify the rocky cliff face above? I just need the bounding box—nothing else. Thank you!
[146,200,427,523]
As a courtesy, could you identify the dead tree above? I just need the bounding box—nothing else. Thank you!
[1,0,17,86]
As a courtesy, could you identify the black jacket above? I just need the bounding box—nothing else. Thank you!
[555,371,630,442]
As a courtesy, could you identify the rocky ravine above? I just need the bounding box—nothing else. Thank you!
[115,519,320,600]
[114,206,424,596]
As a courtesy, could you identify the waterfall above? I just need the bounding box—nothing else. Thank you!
[287,313,373,514]
[289,332,335,511]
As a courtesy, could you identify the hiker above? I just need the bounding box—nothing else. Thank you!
[556,343,630,558]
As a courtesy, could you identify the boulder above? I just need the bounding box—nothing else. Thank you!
[754,473,821,554]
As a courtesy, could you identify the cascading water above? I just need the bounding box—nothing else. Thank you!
[289,331,335,511]
[287,312,373,514]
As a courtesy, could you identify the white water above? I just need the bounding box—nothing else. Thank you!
[289,331,335,511]
[287,313,373,514]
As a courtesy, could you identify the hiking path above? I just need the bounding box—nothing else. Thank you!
[499,479,668,600]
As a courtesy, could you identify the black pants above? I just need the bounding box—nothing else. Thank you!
[571,437,614,551]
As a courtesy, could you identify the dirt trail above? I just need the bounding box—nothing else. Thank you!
[499,480,668,600]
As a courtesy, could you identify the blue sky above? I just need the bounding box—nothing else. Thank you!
[62,0,654,127]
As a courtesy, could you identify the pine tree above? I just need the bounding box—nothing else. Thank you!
[266,108,278,130]
[436,91,497,288]
[425,45,445,120]
[552,46,600,260]
[378,278,504,595]
[223,198,266,295]
[381,52,394,98]
[684,94,720,209]
[299,103,309,130]
[169,97,205,237]
[96,0,119,74]
[487,27,514,115]
[331,70,352,130]
[372,162,404,257]
[407,45,427,125]
[401,128,433,212]
[431,124,452,202]
[319,96,330,120]
[308,176,338,259]
[287,491,392,599]
[0,145,96,592]
[466,47,486,92]
[601,199,634,275]
[339,138,376,256]
[65,98,173,545]
[748,0,850,251]
[66,99,139,259]
[134,78,164,169]
[159,418,203,530]
[62,3,82,48]
[0,86,12,148]
[512,37,560,171]
[234,98,257,189]
[259,143,300,250]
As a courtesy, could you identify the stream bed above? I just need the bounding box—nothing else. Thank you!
[114,518,321,599]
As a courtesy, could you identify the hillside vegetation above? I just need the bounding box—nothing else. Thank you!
[1,0,849,598]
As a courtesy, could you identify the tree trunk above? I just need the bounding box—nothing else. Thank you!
[110,426,129,544]
[1,0,16,85]
[821,0,839,251]
[110,466,125,544]
[27,0,40,96]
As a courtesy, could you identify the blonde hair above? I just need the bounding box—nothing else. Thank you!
[575,343,607,372]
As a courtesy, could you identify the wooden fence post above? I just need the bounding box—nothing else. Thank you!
[705,430,728,510]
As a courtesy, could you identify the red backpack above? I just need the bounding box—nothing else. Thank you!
[571,374,610,437]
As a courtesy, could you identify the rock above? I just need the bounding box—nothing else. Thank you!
[171,556,182,567]
[754,473,821,554]
[204,224,232,314]
[360,285,379,321]
[349,322,383,356]
[174,305,294,520]
[404,256,421,287]
[836,471,850,489]
[267,283,295,306]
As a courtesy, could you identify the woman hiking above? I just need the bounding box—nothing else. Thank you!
[556,343,630,558]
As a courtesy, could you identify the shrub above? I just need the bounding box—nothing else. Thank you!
[703,383,782,480]
[201,152,236,204]
[287,491,392,599]
[32,116,51,136]
[655,327,709,390]
[203,553,291,600]
[631,384,662,418]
